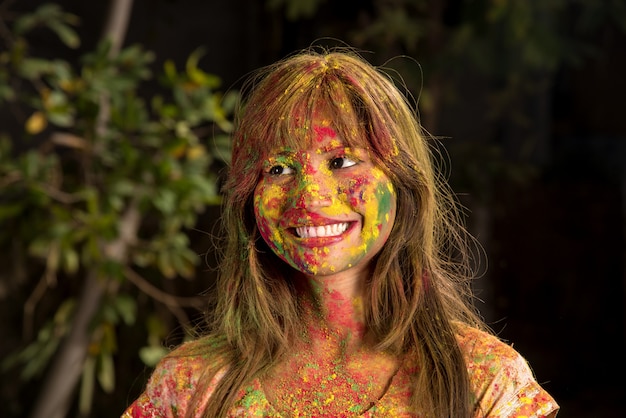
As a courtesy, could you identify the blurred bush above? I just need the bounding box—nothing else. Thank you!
[0,2,237,417]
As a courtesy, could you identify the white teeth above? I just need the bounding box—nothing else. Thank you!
[296,223,348,238]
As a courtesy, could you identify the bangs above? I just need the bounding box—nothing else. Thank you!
[247,66,372,157]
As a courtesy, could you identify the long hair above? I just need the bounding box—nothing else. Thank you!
[186,48,485,417]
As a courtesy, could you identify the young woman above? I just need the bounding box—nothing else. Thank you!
[123,49,559,417]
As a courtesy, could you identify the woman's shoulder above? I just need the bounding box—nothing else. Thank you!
[454,324,559,417]
[159,337,223,377]
[455,325,536,392]
[166,335,226,362]
[122,337,227,418]
[455,324,523,365]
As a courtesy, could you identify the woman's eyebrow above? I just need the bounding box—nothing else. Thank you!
[266,148,296,158]
[316,142,350,154]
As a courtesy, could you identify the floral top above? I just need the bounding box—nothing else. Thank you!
[122,327,558,417]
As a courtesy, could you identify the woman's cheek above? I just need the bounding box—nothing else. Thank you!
[339,175,371,209]
[347,171,395,244]
[254,184,286,248]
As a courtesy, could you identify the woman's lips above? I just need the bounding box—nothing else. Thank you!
[295,222,349,238]
[289,221,356,248]
[280,211,357,247]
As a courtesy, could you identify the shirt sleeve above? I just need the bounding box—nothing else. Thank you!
[122,355,198,418]
[121,341,225,418]
[459,327,560,418]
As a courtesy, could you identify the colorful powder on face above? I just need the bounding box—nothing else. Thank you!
[313,125,337,142]
[253,137,396,277]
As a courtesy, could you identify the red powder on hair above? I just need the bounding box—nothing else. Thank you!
[313,126,337,142]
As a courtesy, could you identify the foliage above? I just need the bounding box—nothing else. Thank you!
[267,0,327,20]
[0,3,237,415]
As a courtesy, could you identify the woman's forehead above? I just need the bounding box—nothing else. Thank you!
[282,102,365,141]
[263,109,369,156]
[264,123,341,152]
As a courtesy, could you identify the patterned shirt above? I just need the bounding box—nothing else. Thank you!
[122,326,559,417]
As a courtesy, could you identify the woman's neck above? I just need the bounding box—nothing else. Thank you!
[299,269,369,352]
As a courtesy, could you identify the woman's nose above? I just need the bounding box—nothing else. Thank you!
[294,172,333,209]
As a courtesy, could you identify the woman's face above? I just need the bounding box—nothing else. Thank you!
[253,113,396,278]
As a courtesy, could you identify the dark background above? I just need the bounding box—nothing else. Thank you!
[2,0,625,416]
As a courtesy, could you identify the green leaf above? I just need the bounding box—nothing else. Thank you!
[163,59,177,83]
[79,356,96,415]
[114,295,137,326]
[132,249,155,267]
[221,89,240,113]
[267,0,326,20]
[62,247,80,274]
[102,322,118,353]
[157,249,176,279]
[177,247,199,279]
[97,352,115,393]
[139,345,168,367]
[13,14,38,35]
[54,299,77,324]
[185,48,221,88]
[48,20,80,49]
[20,336,60,380]
[19,58,55,79]
[35,3,65,18]
[46,110,74,128]
[0,83,15,101]
[99,259,125,281]
[153,189,177,215]
[101,301,118,325]
[3,299,74,380]
[45,243,60,273]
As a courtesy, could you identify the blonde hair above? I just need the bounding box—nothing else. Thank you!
[187,48,484,417]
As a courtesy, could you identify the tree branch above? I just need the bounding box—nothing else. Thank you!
[23,270,54,341]
[29,2,136,417]
[124,267,206,309]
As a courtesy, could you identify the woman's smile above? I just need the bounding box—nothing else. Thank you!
[294,221,350,239]
[287,215,358,248]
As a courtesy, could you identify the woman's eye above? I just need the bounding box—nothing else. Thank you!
[329,156,357,170]
[268,165,294,176]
